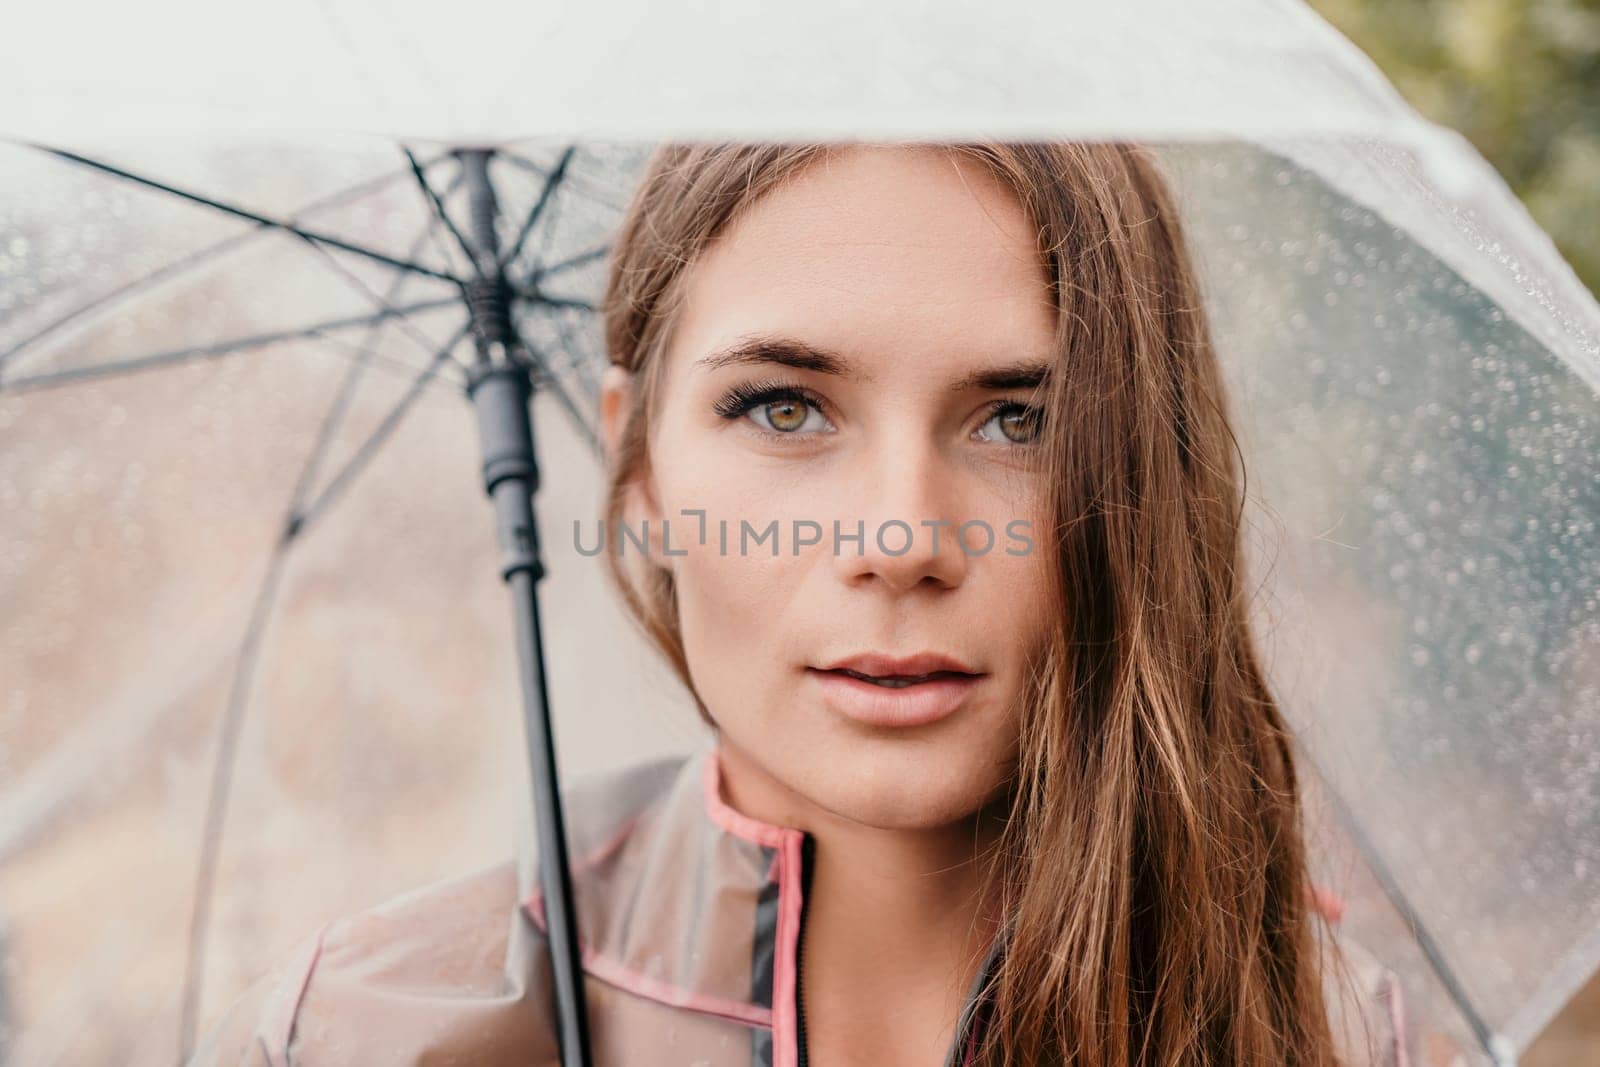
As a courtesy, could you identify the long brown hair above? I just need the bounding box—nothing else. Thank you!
[598,141,1350,1065]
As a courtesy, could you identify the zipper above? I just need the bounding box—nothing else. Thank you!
[792,831,998,1067]
[795,832,815,1067]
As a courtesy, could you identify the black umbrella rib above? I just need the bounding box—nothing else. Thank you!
[498,167,610,309]
[298,232,472,375]
[0,151,454,373]
[518,291,596,314]
[535,360,600,457]
[497,150,556,180]
[302,332,466,394]
[515,305,601,457]
[30,145,464,285]
[291,321,472,535]
[177,542,294,1063]
[402,146,484,278]
[0,297,461,392]
[528,242,610,284]
[500,145,576,274]
[1306,754,1500,1059]
[297,195,475,395]
[498,149,634,215]
[505,157,573,292]
[417,156,474,290]
[291,244,465,517]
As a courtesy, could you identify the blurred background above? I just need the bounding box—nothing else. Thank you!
[1308,0,1598,298]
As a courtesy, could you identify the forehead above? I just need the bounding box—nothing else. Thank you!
[668,146,1057,381]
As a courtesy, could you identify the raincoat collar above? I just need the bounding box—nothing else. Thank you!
[520,739,1007,1067]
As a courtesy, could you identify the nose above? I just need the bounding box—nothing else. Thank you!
[832,438,969,594]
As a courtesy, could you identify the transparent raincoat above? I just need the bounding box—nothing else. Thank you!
[184,738,1410,1066]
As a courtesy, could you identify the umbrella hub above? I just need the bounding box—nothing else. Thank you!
[466,274,517,355]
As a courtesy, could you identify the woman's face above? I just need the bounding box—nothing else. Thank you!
[603,145,1056,833]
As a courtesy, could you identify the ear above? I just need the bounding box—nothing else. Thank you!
[599,363,671,566]
[599,363,633,467]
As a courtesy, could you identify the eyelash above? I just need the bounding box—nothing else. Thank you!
[711,378,1042,444]
[711,378,832,427]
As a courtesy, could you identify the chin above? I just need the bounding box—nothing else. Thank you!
[715,707,1016,833]
[795,751,1006,832]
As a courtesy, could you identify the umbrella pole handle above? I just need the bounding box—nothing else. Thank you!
[469,360,595,1067]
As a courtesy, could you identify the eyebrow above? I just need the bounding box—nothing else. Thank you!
[696,333,1053,392]
[698,335,851,377]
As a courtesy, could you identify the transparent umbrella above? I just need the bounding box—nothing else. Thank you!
[0,138,662,1066]
[2,1,1596,1065]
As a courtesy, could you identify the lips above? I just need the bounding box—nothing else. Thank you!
[831,668,963,689]
[808,651,985,727]
[814,651,981,680]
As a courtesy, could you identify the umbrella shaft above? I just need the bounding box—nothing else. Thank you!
[470,360,593,1067]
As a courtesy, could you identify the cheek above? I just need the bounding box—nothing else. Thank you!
[646,417,807,706]
[674,552,786,652]
[651,426,813,617]
[977,501,1056,663]
[657,472,807,709]
[669,545,815,756]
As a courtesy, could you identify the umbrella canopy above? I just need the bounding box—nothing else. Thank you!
[2,1,1596,1064]
[3,0,1441,143]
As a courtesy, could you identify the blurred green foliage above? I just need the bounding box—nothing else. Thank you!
[1306,0,1599,296]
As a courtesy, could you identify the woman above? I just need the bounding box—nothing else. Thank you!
[188,141,1409,1066]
